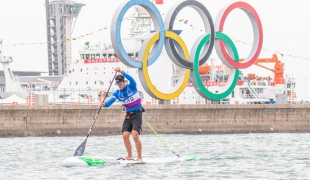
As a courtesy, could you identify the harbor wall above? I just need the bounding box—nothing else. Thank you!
[1,104,310,137]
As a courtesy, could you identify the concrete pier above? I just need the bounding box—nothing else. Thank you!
[1,104,310,137]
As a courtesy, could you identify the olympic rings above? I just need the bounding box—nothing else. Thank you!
[111,0,165,68]
[164,0,215,69]
[192,32,240,100]
[111,0,263,101]
[214,2,263,69]
[138,31,190,100]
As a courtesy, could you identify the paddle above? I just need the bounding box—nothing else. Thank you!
[145,121,197,161]
[145,121,180,157]
[73,72,117,156]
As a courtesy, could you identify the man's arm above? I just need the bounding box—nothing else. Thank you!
[122,72,136,89]
[102,91,118,107]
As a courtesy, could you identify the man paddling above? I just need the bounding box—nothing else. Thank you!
[100,67,144,162]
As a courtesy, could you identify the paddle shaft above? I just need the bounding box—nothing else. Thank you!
[145,121,180,157]
[74,72,117,156]
[86,72,117,139]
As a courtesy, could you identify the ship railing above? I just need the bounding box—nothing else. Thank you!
[294,100,310,104]
[49,88,123,105]
[246,82,260,99]
[240,94,268,99]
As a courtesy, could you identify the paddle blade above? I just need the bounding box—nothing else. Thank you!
[74,140,86,156]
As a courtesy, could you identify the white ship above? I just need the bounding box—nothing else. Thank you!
[0,2,296,105]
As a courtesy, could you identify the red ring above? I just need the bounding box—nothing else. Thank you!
[217,2,263,69]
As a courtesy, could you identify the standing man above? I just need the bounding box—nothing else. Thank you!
[100,67,144,161]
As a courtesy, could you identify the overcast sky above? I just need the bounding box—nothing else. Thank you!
[0,0,310,100]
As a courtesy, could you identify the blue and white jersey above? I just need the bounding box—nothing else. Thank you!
[104,72,142,112]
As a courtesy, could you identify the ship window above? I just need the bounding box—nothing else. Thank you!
[113,53,117,58]
[128,53,134,57]
[85,54,90,59]
[86,81,88,85]
[96,54,100,59]
[91,54,96,59]
[70,82,71,85]
[72,69,74,72]
[95,81,97,84]
[80,68,82,72]
[102,53,107,58]
[108,54,113,58]
[80,54,86,60]
[76,82,78,85]
[232,90,234,98]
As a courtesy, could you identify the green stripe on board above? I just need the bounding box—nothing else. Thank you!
[79,157,108,166]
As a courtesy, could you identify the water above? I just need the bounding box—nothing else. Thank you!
[1,133,310,179]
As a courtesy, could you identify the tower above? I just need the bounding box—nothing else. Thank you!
[45,0,85,76]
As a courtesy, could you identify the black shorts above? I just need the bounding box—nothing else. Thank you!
[122,111,143,134]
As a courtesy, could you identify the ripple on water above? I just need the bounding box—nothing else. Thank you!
[0,134,310,179]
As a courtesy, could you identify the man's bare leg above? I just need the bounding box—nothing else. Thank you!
[123,131,133,159]
[132,130,142,161]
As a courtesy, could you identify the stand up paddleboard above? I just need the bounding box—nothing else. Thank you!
[63,156,197,167]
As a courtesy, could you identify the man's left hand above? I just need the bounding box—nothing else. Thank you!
[115,67,122,73]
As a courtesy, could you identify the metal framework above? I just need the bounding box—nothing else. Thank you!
[45,0,84,76]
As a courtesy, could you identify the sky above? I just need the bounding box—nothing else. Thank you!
[0,0,310,100]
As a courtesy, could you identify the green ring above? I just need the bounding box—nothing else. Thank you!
[193,31,240,100]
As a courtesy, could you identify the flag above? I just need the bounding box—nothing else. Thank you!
[155,0,163,4]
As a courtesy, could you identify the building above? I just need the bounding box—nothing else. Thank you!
[45,0,85,76]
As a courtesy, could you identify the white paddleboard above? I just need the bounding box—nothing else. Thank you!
[63,156,196,167]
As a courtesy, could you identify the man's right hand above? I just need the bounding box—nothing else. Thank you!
[100,102,105,107]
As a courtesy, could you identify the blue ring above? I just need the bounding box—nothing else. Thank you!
[113,0,165,68]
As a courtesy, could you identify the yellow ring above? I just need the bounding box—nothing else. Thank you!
[141,31,190,100]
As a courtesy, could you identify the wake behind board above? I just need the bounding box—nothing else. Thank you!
[63,156,196,167]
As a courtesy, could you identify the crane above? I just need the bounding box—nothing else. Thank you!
[241,54,285,84]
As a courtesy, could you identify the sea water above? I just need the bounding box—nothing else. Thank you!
[0,133,310,179]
